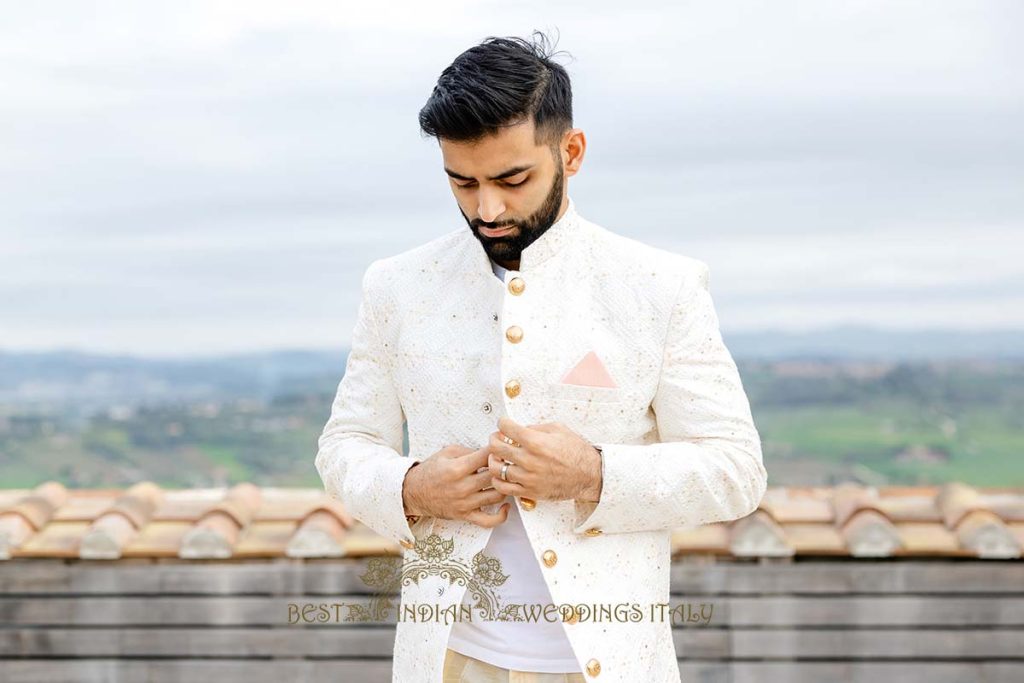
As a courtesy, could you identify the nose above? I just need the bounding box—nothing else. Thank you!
[477,189,506,224]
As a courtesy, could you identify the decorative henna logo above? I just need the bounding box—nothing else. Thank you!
[344,532,528,623]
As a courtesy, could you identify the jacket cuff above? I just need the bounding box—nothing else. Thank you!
[571,440,766,536]
[342,454,422,550]
[571,441,626,534]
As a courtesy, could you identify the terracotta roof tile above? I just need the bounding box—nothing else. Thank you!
[730,510,794,557]
[1009,522,1024,549]
[51,496,120,521]
[780,522,847,555]
[756,488,834,524]
[2,481,1023,561]
[670,523,731,556]
[122,521,193,557]
[16,521,92,558]
[894,521,962,555]
[233,521,301,558]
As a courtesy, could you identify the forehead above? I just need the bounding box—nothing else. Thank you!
[439,120,548,173]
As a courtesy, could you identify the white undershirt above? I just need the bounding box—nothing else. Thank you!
[444,258,582,674]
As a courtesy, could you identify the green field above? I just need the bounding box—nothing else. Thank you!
[2,360,1022,488]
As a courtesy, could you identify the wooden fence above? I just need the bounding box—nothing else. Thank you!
[1,557,1023,682]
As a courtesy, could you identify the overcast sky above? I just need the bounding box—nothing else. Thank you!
[2,1,1021,357]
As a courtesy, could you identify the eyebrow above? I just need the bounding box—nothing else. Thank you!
[444,164,535,182]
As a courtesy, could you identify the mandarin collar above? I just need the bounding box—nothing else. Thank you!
[468,195,582,279]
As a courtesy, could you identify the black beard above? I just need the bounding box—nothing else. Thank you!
[462,160,566,265]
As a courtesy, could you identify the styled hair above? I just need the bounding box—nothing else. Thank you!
[418,29,574,149]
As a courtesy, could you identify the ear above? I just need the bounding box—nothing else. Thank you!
[563,128,586,176]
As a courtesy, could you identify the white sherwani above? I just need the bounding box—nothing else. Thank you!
[315,195,767,682]
[444,256,583,674]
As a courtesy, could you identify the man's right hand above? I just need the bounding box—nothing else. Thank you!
[402,444,510,528]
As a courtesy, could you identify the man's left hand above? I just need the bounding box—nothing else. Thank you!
[487,416,602,503]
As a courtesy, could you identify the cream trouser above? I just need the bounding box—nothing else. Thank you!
[442,648,587,683]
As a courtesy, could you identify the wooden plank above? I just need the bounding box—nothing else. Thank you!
[0,559,378,595]
[4,560,1024,596]
[0,659,393,683]
[677,596,1024,626]
[718,662,1024,683]
[3,627,1021,660]
[723,629,1024,659]
[0,627,397,657]
[0,659,1022,683]
[3,595,1022,627]
[671,561,1024,594]
[0,595,386,626]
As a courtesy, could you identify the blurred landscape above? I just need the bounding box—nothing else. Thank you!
[2,325,1022,489]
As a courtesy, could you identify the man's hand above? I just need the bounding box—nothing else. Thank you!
[402,444,511,528]
[486,416,603,503]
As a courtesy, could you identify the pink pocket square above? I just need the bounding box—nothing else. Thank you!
[560,350,618,388]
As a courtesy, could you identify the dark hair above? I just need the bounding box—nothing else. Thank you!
[418,29,574,149]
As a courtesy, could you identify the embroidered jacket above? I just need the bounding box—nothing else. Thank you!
[315,195,767,682]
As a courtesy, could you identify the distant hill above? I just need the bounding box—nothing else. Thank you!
[0,349,346,413]
[1,326,1021,412]
[722,325,1024,361]
[2,333,1021,489]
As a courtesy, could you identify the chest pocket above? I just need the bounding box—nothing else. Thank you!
[541,392,632,444]
[547,381,624,403]
[534,337,656,443]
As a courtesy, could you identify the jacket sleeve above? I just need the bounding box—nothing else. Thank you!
[314,261,420,549]
[572,261,767,536]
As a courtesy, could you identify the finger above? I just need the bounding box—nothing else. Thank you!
[487,450,506,475]
[496,415,543,452]
[488,433,538,473]
[468,488,509,508]
[487,451,519,482]
[490,475,529,497]
[457,445,492,475]
[489,431,543,473]
[488,431,519,461]
[488,451,536,488]
[468,468,496,490]
[464,503,509,528]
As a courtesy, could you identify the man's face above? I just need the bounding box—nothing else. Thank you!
[440,120,566,268]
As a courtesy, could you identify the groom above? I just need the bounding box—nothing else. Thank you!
[316,31,766,683]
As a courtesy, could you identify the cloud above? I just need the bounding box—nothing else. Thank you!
[1,1,1021,354]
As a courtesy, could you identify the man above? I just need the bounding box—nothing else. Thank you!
[315,31,767,683]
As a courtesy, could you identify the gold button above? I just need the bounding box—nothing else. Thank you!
[584,527,603,536]
[399,538,415,550]
[504,379,521,398]
[585,658,601,677]
[505,325,523,343]
[520,497,536,511]
[542,549,557,567]
[508,277,525,295]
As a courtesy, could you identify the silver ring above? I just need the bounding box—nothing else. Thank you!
[500,461,511,482]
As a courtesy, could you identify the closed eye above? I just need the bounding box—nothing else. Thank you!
[456,178,528,189]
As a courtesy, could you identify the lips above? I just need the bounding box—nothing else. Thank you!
[480,224,515,238]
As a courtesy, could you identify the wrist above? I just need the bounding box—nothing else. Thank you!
[580,444,603,502]
[403,461,423,518]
